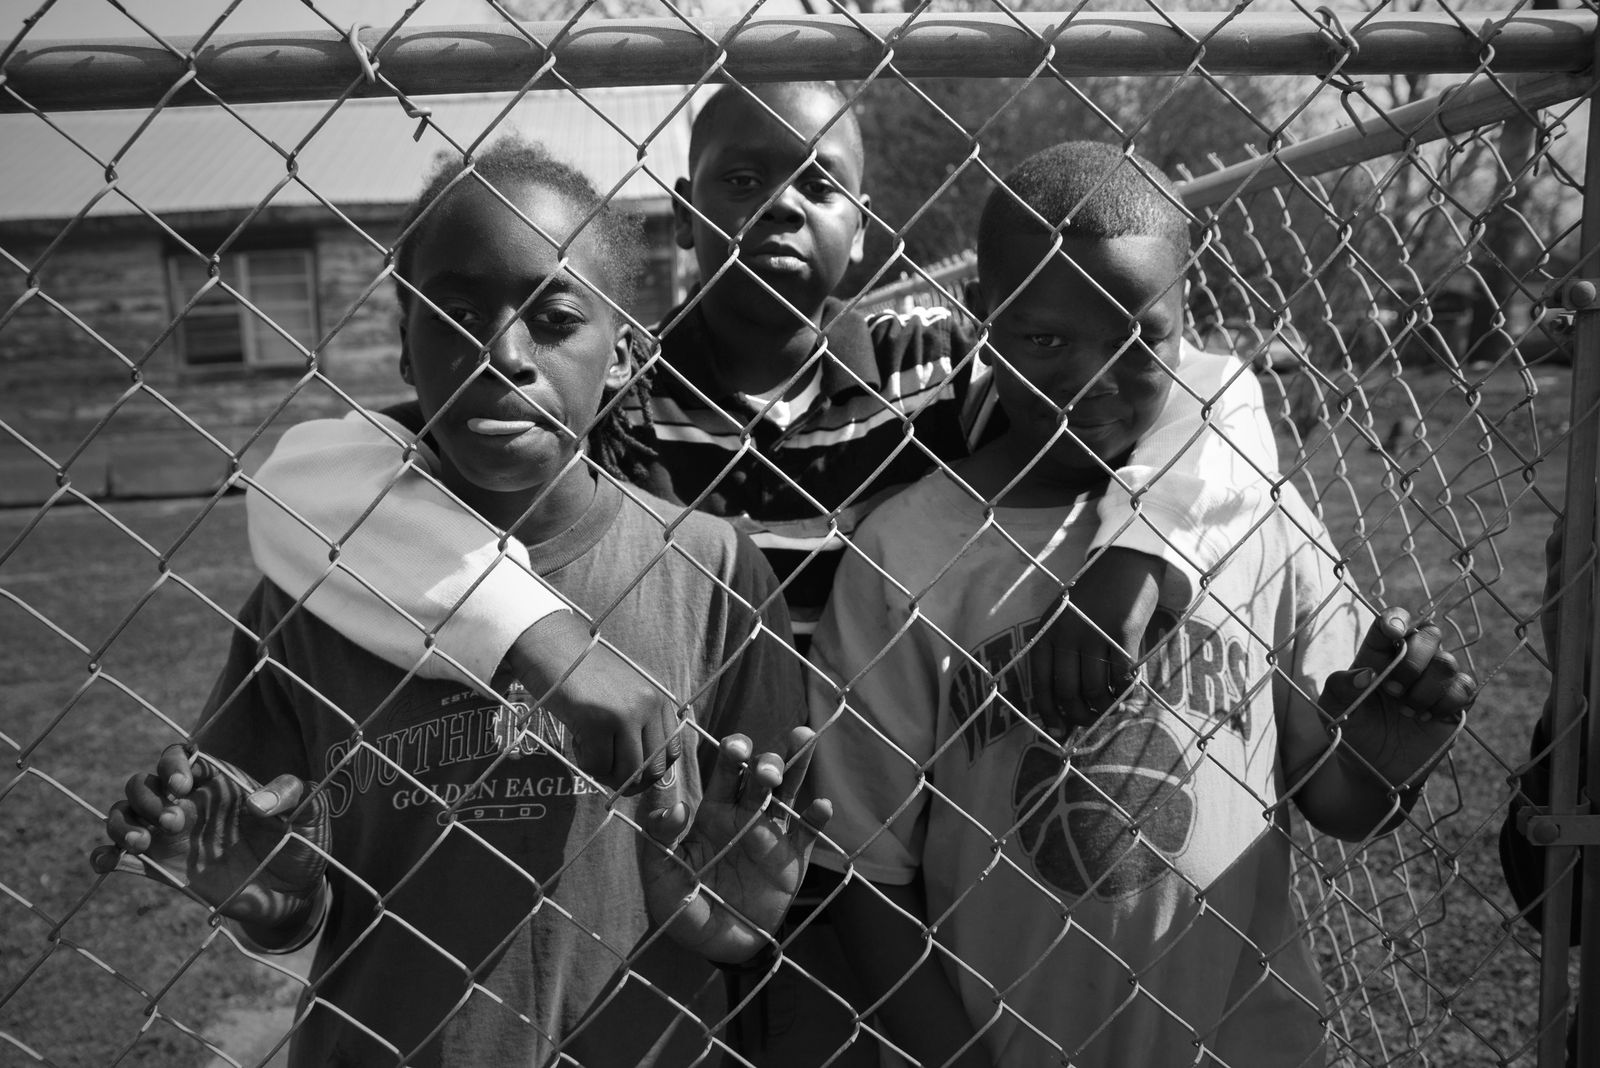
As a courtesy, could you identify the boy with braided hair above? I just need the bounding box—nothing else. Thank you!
[96,137,830,1067]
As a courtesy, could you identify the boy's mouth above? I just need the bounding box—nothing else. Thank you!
[1064,414,1121,430]
[466,417,542,436]
[1059,400,1124,429]
[742,246,809,275]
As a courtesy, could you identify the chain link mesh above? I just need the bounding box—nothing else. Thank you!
[2,2,1594,1066]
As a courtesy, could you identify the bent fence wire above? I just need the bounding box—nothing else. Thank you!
[2,3,1598,1067]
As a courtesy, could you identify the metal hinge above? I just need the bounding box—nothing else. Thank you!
[1540,279,1600,338]
[1560,278,1600,312]
[1517,802,1600,846]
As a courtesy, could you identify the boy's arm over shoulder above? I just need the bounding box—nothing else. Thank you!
[247,410,566,685]
[1094,343,1278,575]
[869,304,995,451]
[252,419,685,792]
[1027,347,1278,730]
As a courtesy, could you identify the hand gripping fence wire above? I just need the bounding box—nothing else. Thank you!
[2,3,1600,1067]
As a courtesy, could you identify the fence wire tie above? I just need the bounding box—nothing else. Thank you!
[1313,7,1368,137]
[400,97,434,143]
[346,23,378,86]
[1474,17,1505,64]
[1312,7,1360,59]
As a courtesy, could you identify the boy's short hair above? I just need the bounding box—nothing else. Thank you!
[394,134,647,315]
[688,81,865,181]
[391,134,657,485]
[978,141,1190,266]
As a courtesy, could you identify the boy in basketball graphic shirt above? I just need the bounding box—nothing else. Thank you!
[806,141,1478,1067]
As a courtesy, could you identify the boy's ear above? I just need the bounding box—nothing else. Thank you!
[606,322,635,391]
[672,177,696,251]
[398,324,413,384]
[849,191,871,265]
[963,277,989,321]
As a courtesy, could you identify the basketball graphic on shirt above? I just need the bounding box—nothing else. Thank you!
[1012,714,1196,901]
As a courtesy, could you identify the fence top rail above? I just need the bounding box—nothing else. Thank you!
[3,10,1595,114]
[1181,69,1593,209]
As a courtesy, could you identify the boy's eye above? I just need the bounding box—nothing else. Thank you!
[530,307,584,330]
[1028,334,1071,350]
[1132,315,1175,345]
[799,175,840,198]
[436,304,483,332]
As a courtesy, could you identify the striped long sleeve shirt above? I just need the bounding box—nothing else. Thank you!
[624,296,993,646]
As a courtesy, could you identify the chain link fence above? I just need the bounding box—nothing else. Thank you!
[2,2,1598,1066]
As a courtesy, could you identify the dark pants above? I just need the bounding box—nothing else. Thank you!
[725,868,888,1067]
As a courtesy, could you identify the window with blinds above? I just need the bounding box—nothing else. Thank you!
[167,248,316,368]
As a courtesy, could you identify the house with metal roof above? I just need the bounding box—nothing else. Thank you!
[0,87,695,502]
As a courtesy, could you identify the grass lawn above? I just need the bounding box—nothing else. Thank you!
[1266,355,1570,1066]
[0,492,283,1067]
[0,358,1581,1066]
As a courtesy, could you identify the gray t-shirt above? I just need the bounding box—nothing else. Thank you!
[199,478,803,1068]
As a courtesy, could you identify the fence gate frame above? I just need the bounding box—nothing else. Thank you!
[1545,22,1600,1067]
[6,9,1600,1067]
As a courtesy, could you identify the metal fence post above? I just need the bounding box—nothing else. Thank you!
[1544,57,1600,1068]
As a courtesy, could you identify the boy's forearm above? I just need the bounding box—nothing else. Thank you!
[1286,736,1420,840]
[1096,351,1277,576]
[232,879,331,954]
[831,877,991,1068]
[1281,674,1455,841]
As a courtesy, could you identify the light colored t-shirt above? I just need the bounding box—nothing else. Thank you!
[808,465,1358,1067]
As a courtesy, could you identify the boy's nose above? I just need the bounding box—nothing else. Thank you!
[760,183,806,224]
[1050,377,1119,409]
[485,320,538,386]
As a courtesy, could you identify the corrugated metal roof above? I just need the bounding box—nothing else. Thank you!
[0,86,697,223]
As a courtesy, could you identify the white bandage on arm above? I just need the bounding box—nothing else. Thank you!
[246,411,568,685]
[1094,344,1277,582]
